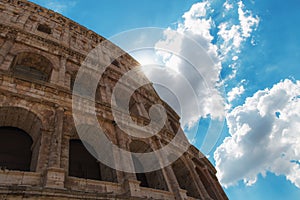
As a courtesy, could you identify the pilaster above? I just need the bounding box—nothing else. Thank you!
[44,106,65,189]
[183,154,213,200]
[150,137,185,200]
[0,30,16,70]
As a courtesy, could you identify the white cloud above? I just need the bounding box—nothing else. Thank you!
[214,79,300,188]
[227,85,245,102]
[217,1,259,57]
[143,1,225,128]
[183,1,208,18]
[224,1,233,11]
[130,1,259,132]
[218,23,243,54]
[232,56,239,61]
[238,1,260,38]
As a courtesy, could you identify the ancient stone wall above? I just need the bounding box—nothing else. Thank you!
[0,0,228,199]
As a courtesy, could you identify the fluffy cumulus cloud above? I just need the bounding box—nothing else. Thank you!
[143,1,225,128]
[227,85,245,102]
[214,79,300,188]
[218,1,259,57]
[143,1,260,133]
[238,1,260,38]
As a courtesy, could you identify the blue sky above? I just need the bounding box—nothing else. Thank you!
[30,0,300,199]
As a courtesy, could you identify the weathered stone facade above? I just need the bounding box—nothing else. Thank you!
[0,0,228,199]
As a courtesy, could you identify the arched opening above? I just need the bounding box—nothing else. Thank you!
[113,88,141,117]
[71,72,97,98]
[170,120,179,134]
[129,140,168,191]
[131,154,149,187]
[0,127,33,171]
[129,97,140,117]
[11,52,53,82]
[69,139,117,182]
[171,158,200,198]
[0,107,43,172]
[69,139,101,180]
[196,167,218,199]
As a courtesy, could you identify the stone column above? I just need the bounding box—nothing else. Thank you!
[36,128,52,173]
[61,24,70,47]
[202,167,226,200]
[136,95,148,118]
[0,30,16,69]
[30,132,42,172]
[115,126,135,181]
[65,73,72,90]
[48,106,64,167]
[60,135,70,173]
[95,121,118,183]
[50,55,67,87]
[59,55,67,87]
[138,102,149,118]
[150,137,185,200]
[106,124,125,183]
[16,9,30,25]
[114,125,141,197]
[44,106,65,189]
[182,154,213,200]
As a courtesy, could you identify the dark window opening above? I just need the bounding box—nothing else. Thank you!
[171,158,200,198]
[71,72,97,98]
[69,140,101,180]
[132,154,149,188]
[11,52,53,82]
[129,97,140,117]
[37,24,52,34]
[14,65,49,81]
[0,127,33,171]
[130,140,168,191]
[112,59,120,67]
[196,168,218,199]
[70,75,75,91]
[170,121,178,134]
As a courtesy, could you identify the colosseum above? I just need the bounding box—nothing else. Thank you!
[0,0,228,199]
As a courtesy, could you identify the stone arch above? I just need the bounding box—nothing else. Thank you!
[10,48,58,66]
[129,96,140,117]
[0,127,33,171]
[68,124,117,183]
[0,106,43,172]
[129,140,168,191]
[171,157,200,198]
[113,86,142,117]
[69,139,101,180]
[70,70,102,102]
[10,52,54,82]
[0,98,54,131]
[68,122,116,144]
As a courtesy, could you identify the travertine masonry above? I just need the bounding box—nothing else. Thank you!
[0,0,228,199]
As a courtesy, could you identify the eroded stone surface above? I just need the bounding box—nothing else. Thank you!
[0,0,228,199]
